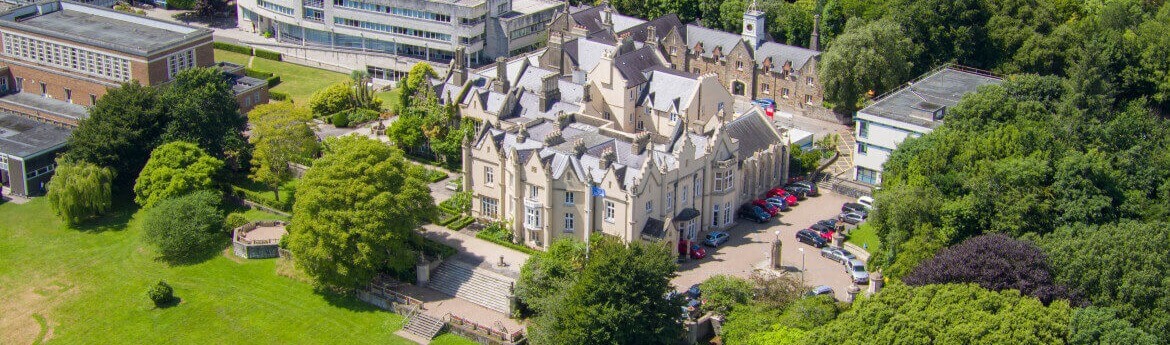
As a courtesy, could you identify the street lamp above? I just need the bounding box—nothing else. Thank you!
[797,247,806,285]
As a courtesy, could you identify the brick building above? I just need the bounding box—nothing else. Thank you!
[0,0,267,126]
[0,112,69,197]
[541,2,833,121]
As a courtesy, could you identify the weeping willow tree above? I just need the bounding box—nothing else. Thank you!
[47,160,114,225]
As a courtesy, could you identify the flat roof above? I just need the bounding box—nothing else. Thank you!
[0,92,89,121]
[0,112,71,158]
[859,67,1002,130]
[0,1,211,56]
[509,0,560,15]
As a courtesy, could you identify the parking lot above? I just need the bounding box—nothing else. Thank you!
[672,192,864,301]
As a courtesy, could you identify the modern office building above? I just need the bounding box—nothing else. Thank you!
[442,41,790,251]
[0,112,69,197]
[852,66,1001,185]
[541,2,831,121]
[0,0,268,126]
[236,0,562,80]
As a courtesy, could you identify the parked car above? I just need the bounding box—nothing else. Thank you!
[817,218,840,229]
[809,225,835,241]
[842,203,869,217]
[857,196,875,209]
[792,181,820,196]
[703,231,730,247]
[820,247,857,264]
[784,186,809,200]
[845,259,870,284]
[765,197,791,211]
[840,212,865,224]
[796,229,828,248]
[752,199,781,216]
[678,240,708,259]
[767,188,799,206]
[753,98,776,109]
[738,204,771,223]
[806,285,835,298]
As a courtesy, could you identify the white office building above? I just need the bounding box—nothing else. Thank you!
[852,66,1001,185]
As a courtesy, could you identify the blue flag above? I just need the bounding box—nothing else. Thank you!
[591,185,606,197]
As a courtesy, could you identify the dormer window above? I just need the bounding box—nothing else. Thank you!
[736,61,744,71]
[670,112,679,124]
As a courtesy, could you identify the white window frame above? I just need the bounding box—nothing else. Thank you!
[484,167,494,184]
[564,191,575,205]
[529,185,539,199]
[665,191,674,210]
[712,203,721,227]
[723,202,732,225]
[605,201,615,223]
[481,197,498,217]
[524,205,542,230]
[563,213,575,232]
[645,200,653,213]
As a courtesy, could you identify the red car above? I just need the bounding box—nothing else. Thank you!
[751,199,781,216]
[678,240,708,259]
[766,188,799,206]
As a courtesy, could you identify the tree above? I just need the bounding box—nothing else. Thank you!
[284,136,435,290]
[772,295,841,330]
[1068,307,1160,345]
[141,190,226,264]
[134,141,224,208]
[159,67,245,160]
[527,236,682,345]
[349,70,382,111]
[1042,221,1170,338]
[807,284,1072,344]
[888,0,993,70]
[516,238,587,313]
[247,103,319,201]
[720,303,785,345]
[398,62,437,110]
[46,160,114,225]
[698,275,752,316]
[63,81,164,188]
[818,18,916,114]
[309,82,355,118]
[903,234,1078,305]
[193,0,226,16]
[147,281,175,307]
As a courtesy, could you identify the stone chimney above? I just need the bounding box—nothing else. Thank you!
[619,34,636,54]
[495,57,510,93]
[602,1,614,32]
[634,132,651,154]
[810,14,821,51]
[516,125,528,143]
[556,111,572,129]
[598,148,616,169]
[646,25,658,51]
[582,83,592,102]
[539,73,560,111]
[451,47,468,85]
[572,139,587,157]
[544,129,565,146]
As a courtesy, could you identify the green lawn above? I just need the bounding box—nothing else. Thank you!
[378,87,403,114]
[846,223,881,254]
[214,49,398,109]
[0,198,460,344]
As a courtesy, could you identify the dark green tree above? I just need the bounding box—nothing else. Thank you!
[818,18,916,114]
[1068,307,1160,345]
[141,190,226,264]
[63,81,164,188]
[159,67,246,160]
[398,62,437,110]
[133,141,224,208]
[698,275,752,316]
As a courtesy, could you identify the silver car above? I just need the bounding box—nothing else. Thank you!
[820,247,856,264]
[845,259,869,284]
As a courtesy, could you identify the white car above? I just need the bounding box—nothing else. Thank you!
[845,259,870,284]
[857,196,875,209]
[840,212,865,224]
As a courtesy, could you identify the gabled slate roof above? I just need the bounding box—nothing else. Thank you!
[724,109,782,159]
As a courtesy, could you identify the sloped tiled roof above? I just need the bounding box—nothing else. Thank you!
[613,45,664,85]
[724,109,782,159]
[686,25,743,59]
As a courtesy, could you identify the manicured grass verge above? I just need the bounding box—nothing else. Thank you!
[846,223,881,254]
[214,49,349,104]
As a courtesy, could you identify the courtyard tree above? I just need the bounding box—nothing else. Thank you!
[247,103,319,201]
[159,67,246,161]
[141,190,226,264]
[527,236,682,345]
[698,275,753,316]
[46,160,114,225]
[134,141,224,208]
[63,81,165,188]
[818,17,916,114]
[903,233,1078,305]
[516,238,587,313]
[807,284,1072,344]
[397,62,437,109]
[285,136,435,291]
[309,82,354,118]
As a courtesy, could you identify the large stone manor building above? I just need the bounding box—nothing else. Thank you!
[438,28,791,250]
[539,2,831,120]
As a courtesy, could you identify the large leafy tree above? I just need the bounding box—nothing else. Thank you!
[309,82,355,118]
[818,18,916,113]
[285,136,434,290]
[46,160,114,225]
[903,234,1077,305]
[159,67,246,160]
[1042,221,1170,339]
[698,275,752,316]
[807,284,1072,344]
[133,141,224,208]
[516,238,587,313]
[398,62,437,110]
[141,190,226,264]
[63,81,164,188]
[247,102,319,201]
[526,236,682,345]
[1068,307,1160,345]
[888,0,993,70]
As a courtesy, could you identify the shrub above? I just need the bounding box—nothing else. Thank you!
[266,76,281,88]
[165,0,194,10]
[448,216,475,230]
[253,49,282,61]
[269,92,289,101]
[141,190,226,263]
[330,111,351,127]
[244,69,273,79]
[225,213,249,230]
[346,108,381,125]
[147,281,175,307]
[213,42,252,55]
[309,82,353,117]
[230,183,295,212]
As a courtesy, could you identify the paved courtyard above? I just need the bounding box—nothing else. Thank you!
[672,192,867,301]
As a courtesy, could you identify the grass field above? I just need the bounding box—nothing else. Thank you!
[0,198,470,344]
[214,49,398,108]
[846,223,881,254]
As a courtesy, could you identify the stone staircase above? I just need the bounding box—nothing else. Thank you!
[427,259,514,314]
[402,312,445,340]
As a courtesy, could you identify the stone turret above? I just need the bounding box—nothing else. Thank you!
[539,73,560,111]
[495,57,510,93]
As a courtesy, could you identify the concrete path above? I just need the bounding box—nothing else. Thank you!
[419,225,530,277]
[396,284,524,331]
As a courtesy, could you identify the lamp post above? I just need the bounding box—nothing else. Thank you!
[797,247,806,285]
[772,230,781,269]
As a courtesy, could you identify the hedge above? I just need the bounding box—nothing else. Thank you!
[269,92,289,101]
[475,231,539,255]
[425,169,449,183]
[244,69,273,79]
[214,42,252,55]
[253,49,282,61]
[230,185,295,212]
[447,216,475,231]
[266,76,281,87]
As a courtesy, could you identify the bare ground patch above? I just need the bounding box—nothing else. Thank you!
[0,279,75,345]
